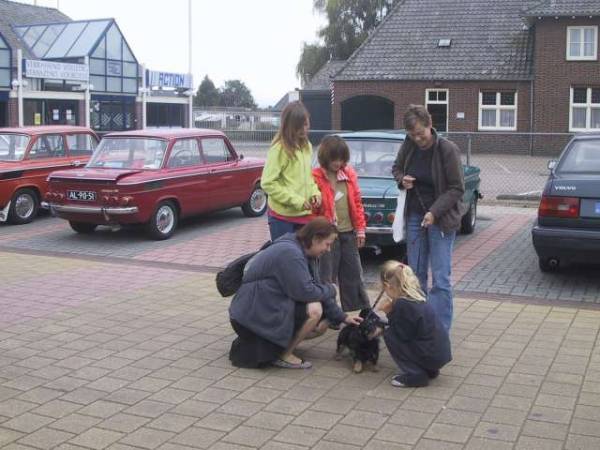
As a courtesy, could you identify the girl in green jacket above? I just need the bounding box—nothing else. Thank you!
[261,101,321,241]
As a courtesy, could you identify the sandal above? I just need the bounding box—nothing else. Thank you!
[272,358,313,369]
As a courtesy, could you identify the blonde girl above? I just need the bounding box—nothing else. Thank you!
[377,261,452,387]
[261,101,321,241]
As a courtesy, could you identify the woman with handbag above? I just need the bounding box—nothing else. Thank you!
[261,101,321,241]
[392,105,465,333]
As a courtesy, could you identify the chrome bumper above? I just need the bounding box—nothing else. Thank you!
[0,201,10,222]
[48,203,139,215]
[366,226,392,235]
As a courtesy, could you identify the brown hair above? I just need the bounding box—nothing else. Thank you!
[272,101,310,158]
[296,217,338,248]
[380,260,426,302]
[403,104,432,131]
[317,135,350,169]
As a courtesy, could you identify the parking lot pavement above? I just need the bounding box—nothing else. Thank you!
[2,250,600,449]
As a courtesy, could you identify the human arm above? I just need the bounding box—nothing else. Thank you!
[428,140,465,220]
[391,142,408,187]
[347,167,366,247]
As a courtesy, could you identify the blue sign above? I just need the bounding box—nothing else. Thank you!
[147,70,192,89]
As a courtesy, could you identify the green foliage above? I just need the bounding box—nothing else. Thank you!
[297,0,400,83]
[193,76,257,109]
[194,75,220,107]
[219,80,257,109]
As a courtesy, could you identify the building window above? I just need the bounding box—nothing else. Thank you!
[567,26,598,60]
[570,87,600,131]
[478,91,517,130]
[425,89,448,132]
[0,33,10,88]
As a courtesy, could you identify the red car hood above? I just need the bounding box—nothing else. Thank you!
[48,168,143,182]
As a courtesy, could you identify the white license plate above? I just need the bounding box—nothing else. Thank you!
[67,190,96,201]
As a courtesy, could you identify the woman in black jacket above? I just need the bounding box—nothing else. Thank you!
[391,105,465,333]
[376,260,451,387]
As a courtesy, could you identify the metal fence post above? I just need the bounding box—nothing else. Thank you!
[467,133,472,166]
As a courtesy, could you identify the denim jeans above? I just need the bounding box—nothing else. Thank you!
[406,212,455,332]
[268,214,303,241]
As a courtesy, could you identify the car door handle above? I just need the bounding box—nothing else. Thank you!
[72,160,82,166]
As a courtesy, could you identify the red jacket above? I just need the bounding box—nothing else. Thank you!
[312,166,366,237]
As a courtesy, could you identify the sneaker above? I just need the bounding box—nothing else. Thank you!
[391,375,407,387]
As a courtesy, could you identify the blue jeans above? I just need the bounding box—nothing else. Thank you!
[406,212,455,332]
[268,215,303,241]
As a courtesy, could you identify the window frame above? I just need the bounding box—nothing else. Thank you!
[566,26,598,61]
[478,91,518,131]
[200,137,234,164]
[569,87,600,132]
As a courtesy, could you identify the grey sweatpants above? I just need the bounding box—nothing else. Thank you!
[319,231,370,312]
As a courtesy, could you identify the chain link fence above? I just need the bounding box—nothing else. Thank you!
[193,108,575,205]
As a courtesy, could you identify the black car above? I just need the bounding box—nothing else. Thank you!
[532,133,600,272]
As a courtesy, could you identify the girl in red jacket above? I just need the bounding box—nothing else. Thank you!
[312,135,370,312]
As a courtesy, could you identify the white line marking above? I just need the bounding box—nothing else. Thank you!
[494,161,512,174]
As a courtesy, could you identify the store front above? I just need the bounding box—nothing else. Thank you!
[24,98,79,126]
[143,69,193,128]
[91,95,135,131]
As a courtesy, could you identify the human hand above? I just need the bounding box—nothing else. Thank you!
[402,175,415,190]
[310,195,321,208]
[356,235,365,248]
[344,315,363,326]
[421,212,434,227]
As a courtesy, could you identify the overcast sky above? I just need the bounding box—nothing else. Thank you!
[23,0,326,107]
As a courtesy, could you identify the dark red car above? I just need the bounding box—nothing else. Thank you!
[46,129,266,239]
[0,126,98,224]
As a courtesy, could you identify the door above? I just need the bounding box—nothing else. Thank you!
[25,134,72,194]
[164,138,208,215]
[46,100,78,126]
[0,100,6,127]
[200,137,240,209]
[65,133,98,166]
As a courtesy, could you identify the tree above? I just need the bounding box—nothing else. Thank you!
[219,80,257,109]
[297,0,401,83]
[194,75,220,107]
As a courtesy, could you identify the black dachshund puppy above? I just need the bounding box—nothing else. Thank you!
[336,308,388,373]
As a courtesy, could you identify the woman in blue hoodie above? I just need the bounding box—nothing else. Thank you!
[229,218,361,369]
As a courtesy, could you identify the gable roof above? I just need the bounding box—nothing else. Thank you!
[303,59,346,90]
[523,0,600,18]
[0,0,70,65]
[336,0,539,82]
[13,19,112,60]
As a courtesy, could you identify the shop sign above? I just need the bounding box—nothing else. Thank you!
[24,59,89,82]
[147,70,192,89]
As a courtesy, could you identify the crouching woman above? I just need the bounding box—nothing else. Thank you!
[376,261,452,387]
[229,218,361,369]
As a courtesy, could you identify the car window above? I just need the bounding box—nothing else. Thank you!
[167,138,202,168]
[66,134,98,156]
[201,137,232,164]
[558,139,600,173]
[345,139,402,177]
[29,134,66,159]
[0,134,30,161]
[88,138,167,169]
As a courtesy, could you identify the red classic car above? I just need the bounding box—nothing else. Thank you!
[0,126,99,224]
[45,129,266,239]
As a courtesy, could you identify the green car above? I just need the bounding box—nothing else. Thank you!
[338,131,482,251]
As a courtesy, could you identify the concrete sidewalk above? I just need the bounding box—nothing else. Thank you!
[1,251,600,449]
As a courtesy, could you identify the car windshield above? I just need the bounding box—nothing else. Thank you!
[558,139,600,173]
[346,139,402,177]
[0,134,30,161]
[88,138,168,169]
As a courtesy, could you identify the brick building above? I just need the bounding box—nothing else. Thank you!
[0,0,191,132]
[330,0,600,153]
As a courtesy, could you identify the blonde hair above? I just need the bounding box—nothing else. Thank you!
[380,260,426,302]
[272,101,310,159]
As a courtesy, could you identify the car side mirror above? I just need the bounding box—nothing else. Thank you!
[547,160,557,170]
[239,153,244,160]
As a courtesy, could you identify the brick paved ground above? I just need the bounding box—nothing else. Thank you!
[2,251,600,449]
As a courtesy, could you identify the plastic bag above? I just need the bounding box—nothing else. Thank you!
[392,190,407,243]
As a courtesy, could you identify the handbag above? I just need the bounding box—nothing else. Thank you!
[392,190,407,243]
